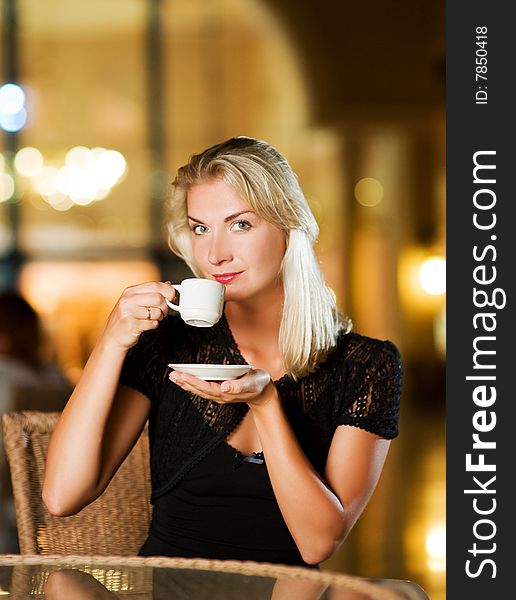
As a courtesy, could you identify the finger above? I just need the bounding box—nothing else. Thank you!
[136,286,175,315]
[119,294,170,322]
[171,378,222,402]
[126,281,175,296]
[137,305,165,321]
[170,372,216,394]
[130,316,160,337]
[221,369,270,394]
[170,372,235,402]
[121,285,175,313]
[220,379,254,395]
[132,292,171,308]
[151,282,176,304]
[220,380,237,394]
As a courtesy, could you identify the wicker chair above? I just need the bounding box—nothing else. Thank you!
[1,410,152,555]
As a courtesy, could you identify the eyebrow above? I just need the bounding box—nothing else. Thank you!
[187,210,256,225]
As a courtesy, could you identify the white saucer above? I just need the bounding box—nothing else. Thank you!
[168,363,253,381]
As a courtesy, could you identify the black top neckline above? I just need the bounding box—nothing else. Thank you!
[218,312,292,387]
[120,312,402,501]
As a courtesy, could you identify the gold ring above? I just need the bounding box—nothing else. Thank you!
[146,307,152,320]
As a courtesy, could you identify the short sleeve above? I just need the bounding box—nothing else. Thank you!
[336,339,403,439]
[119,328,168,403]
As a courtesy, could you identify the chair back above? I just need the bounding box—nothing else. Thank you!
[2,410,152,555]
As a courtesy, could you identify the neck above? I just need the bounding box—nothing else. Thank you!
[224,285,286,379]
[224,287,283,335]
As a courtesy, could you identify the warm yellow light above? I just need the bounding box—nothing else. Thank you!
[425,525,446,572]
[399,247,446,315]
[65,145,93,169]
[95,187,111,201]
[0,173,15,202]
[354,177,384,207]
[55,165,78,196]
[23,145,127,210]
[419,257,446,295]
[45,191,74,212]
[14,146,44,177]
[0,153,5,172]
[56,165,97,204]
[33,166,58,196]
[434,305,446,357]
[71,191,96,206]
[94,149,126,189]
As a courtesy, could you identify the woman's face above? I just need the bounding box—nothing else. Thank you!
[186,178,286,303]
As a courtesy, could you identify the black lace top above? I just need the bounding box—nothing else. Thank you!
[120,313,402,503]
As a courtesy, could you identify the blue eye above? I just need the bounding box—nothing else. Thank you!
[192,224,208,235]
[233,220,251,231]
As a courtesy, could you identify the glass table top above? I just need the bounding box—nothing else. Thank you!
[0,556,428,600]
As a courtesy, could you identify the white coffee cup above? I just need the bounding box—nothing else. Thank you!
[166,278,225,327]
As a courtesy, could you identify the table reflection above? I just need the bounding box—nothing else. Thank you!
[43,569,334,600]
[0,556,422,600]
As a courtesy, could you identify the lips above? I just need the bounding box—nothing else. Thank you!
[213,272,242,284]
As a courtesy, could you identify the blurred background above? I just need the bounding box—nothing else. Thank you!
[0,0,445,597]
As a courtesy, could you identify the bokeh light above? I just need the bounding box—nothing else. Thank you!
[14,147,44,178]
[354,177,384,207]
[0,83,25,115]
[33,166,59,197]
[0,84,27,132]
[45,192,74,212]
[0,108,27,132]
[0,173,15,202]
[13,145,127,211]
[419,256,446,295]
[425,525,446,572]
[434,304,446,357]
[94,149,126,189]
[65,145,92,169]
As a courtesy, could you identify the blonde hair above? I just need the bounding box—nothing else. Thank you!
[168,136,351,378]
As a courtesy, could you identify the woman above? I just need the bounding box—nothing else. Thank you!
[43,137,402,567]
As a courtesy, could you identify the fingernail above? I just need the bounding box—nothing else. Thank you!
[220,382,232,393]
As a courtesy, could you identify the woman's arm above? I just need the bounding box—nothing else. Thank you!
[169,370,390,565]
[44,570,119,600]
[270,578,328,600]
[42,281,173,516]
[250,385,390,565]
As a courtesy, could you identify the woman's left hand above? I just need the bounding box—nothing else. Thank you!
[169,368,272,406]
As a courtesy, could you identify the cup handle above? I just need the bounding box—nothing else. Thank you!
[166,284,181,311]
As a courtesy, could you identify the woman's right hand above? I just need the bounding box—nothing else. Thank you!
[44,281,167,517]
[102,281,175,350]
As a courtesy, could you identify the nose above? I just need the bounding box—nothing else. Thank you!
[208,230,233,265]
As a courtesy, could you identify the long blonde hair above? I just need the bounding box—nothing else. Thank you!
[168,136,350,378]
